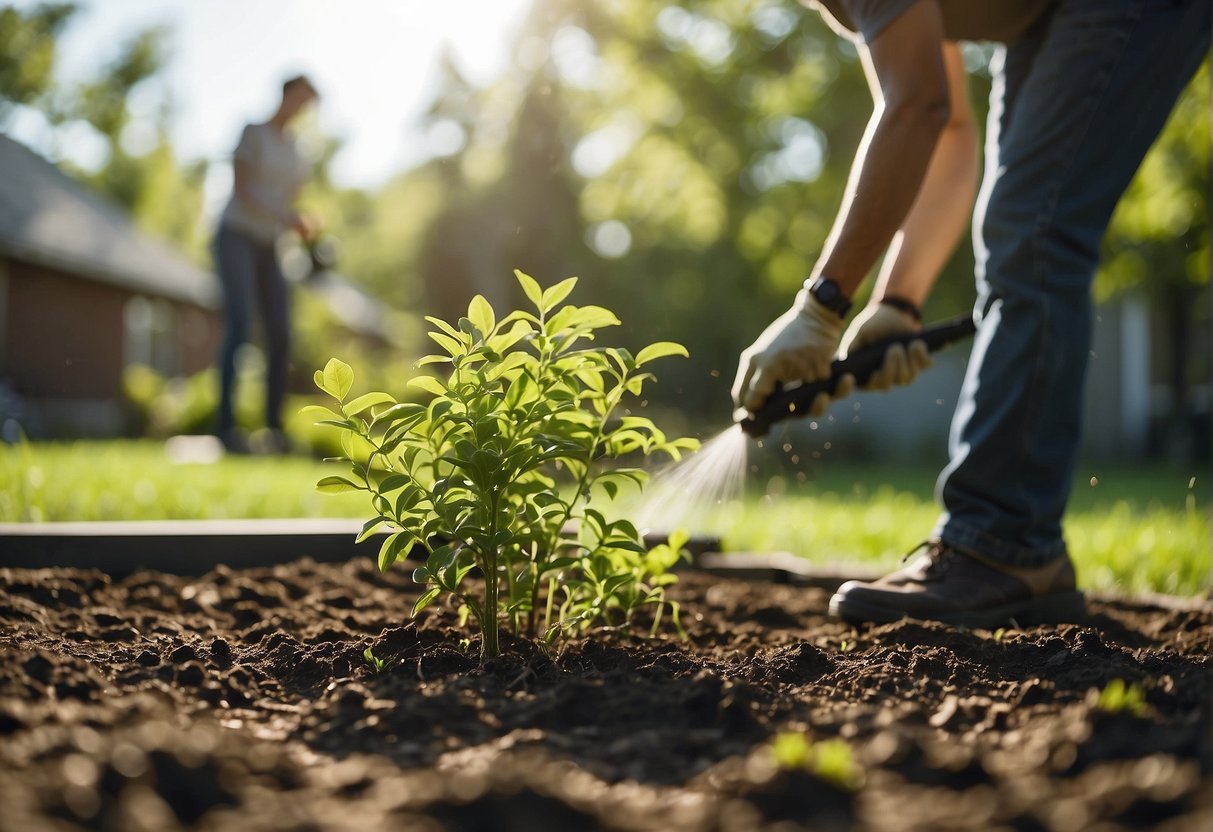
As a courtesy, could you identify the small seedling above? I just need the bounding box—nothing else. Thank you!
[363,646,387,674]
[770,732,863,790]
[1095,678,1146,716]
[992,628,1006,642]
[308,271,698,659]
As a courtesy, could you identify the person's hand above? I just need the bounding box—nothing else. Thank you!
[838,301,932,390]
[732,288,854,417]
[290,212,323,241]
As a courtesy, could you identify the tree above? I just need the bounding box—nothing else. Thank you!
[1,4,210,263]
[0,2,75,124]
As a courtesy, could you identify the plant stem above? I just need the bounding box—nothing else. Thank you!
[482,545,500,659]
[543,576,556,635]
[481,491,502,659]
[527,543,540,636]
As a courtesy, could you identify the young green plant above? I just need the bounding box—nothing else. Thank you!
[307,271,698,659]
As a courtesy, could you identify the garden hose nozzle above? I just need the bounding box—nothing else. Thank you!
[736,314,978,439]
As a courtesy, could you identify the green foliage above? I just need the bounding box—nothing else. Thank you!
[362,647,387,674]
[770,732,864,790]
[1099,62,1209,299]
[0,2,77,122]
[308,271,698,658]
[1095,679,1146,717]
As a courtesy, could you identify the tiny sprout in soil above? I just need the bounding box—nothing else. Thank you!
[307,270,699,660]
[770,732,864,791]
[363,647,387,674]
[1095,678,1146,716]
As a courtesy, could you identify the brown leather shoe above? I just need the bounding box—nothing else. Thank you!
[829,541,1085,628]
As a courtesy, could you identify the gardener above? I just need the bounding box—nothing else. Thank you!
[732,0,1210,627]
[213,74,322,454]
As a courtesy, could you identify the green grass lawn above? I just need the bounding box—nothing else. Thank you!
[2,440,1207,596]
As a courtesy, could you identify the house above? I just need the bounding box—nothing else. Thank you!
[0,134,222,437]
[0,134,389,439]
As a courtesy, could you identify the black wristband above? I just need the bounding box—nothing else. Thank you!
[879,295,922,323]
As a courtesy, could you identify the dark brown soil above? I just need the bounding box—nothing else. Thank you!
[0,558,1208,831]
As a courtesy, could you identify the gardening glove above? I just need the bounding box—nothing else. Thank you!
[733,288,854,417]
[838,301,932,391]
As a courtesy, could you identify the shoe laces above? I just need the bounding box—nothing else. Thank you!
[902,540,956,576]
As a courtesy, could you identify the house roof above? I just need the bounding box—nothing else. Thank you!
[0,134,219,308]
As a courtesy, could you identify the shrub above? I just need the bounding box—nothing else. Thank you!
[308,270,698,658]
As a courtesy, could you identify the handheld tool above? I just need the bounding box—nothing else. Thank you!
[736,315,977,438]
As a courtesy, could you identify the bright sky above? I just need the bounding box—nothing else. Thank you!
[7,0,533,190]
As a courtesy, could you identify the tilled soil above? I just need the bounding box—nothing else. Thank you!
[0,558,1208,831]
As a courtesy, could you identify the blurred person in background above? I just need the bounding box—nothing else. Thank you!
[213,74,322,454]
[733,0,1209,626]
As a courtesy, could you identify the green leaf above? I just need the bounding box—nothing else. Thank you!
[515,269,543,308]
[408,375,447,397]
[321,358,354,402]
[468,294,496,336]
[371,402,426,429]
[377,531,411,571]
[412,587,442,615]
[539,557,579,574]
[603,574,633,596]
[343,391,396,416]
[560,305,621,331]
[316,475,362,494]
[300,404,343,423]
[428,331,466,357]
[635,341,689,367]
[356,517,392,543]
[375,473,413,493]
[339,431,376,465]
[486,350,532,381]
[425,315,465,342]
[426,544,459,575]
[541,276,578,313]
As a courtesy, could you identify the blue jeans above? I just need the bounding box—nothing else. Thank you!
[935,0,1210,567]
[213,225,291,436]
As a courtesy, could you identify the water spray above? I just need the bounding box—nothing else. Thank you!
[735,315,977,439]
[634,314,977,536]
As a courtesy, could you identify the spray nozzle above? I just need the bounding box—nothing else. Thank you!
[735,315,977,439]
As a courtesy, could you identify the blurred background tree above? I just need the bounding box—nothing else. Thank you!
[1,3,209,261]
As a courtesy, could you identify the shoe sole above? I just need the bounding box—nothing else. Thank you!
[828,590,1087,629]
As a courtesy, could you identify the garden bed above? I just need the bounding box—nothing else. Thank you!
[1,557,1208,831]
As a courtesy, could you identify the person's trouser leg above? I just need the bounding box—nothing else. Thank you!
[935,0,1211,567]
[213,226,256,438]
[253,243,291,432]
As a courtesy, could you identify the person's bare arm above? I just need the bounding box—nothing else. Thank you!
[871,42,979,307]
[811,1,950,296]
